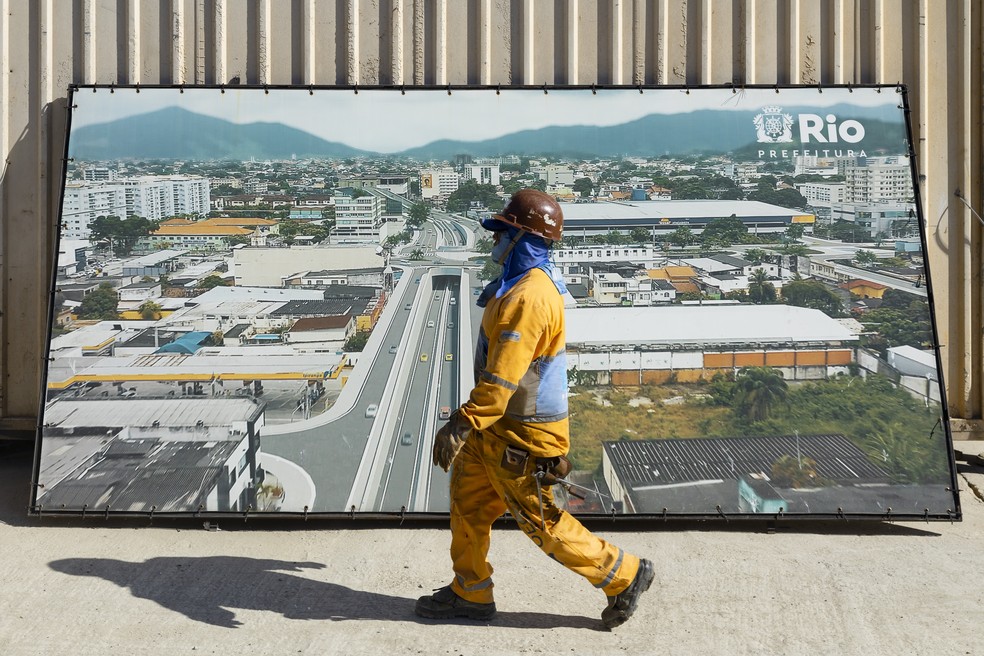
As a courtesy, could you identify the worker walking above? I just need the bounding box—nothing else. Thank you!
[415,189,654,629]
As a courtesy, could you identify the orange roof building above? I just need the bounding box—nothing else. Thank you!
[839,279,888,299]
[143,224,254,251]
[199,217,278,228]
[648,266,698,283]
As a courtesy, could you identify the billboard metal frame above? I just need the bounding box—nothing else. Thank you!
[29,83,961,524]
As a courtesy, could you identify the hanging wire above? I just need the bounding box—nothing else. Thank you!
[954,189,984,227]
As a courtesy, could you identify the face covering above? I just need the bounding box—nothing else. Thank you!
[477,226,565,307]
[490,232,512,263]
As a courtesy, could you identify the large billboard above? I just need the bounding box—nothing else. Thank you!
[32,85,959,521]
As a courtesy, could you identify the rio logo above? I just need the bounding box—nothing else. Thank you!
[798,113,866,143]
[753,106,866,144]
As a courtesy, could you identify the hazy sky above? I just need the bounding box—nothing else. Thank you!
[70,86,902,153]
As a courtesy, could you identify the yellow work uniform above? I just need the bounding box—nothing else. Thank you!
[450,267,640,604]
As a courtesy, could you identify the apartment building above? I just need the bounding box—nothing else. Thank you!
[420,168,460,200]
[62,183,128,239]
[845,156,913,203]
[332,189,384,240]
[466,164,500,187]
[532,165,575,186]
[830,201,916,238]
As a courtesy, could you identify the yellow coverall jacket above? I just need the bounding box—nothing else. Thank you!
[450,267,641,604]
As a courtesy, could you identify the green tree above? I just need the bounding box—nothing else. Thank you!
[748,187,809,210]
[824,220,868,243]
[78,283,120,320]
[701,216,748,245]
[779,243,810,257]
[781,278,844,316]
[672,181,709,200]
[226,235,252,247]
[744,248,769,264]
[879,288,921,311]
[734,367,788,422]
[197,274,230,291]
[447,180,504,212]
[343,332,370,352]
[784,223,806,241]
[383,234,405,249]
[572,177,594,197]
[716,187,745,200]
[409,248,425,261]
[137,300,163,320]
[604,230,626,245]
[668,227,696,247]
[277,220,302,242]
[860,306,932,354]
[89,215,159,255]
[475,236,494,254]
[629,227,651,244]
[408,202,430,228]
[853,249,878,267]
[747,268,777,304]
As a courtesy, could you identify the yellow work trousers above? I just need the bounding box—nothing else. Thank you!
[449,431,640,604]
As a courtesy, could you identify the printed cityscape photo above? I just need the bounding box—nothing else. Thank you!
[34,87,956,519]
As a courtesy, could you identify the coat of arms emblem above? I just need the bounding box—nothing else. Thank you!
[753,106,794,143]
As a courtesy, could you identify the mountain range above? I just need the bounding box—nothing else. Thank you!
[69,102,907,161]
[70,107,369,160]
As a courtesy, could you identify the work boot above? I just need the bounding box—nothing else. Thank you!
[414,585,497,621]
[601,558,655,629]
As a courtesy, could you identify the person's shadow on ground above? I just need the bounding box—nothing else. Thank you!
[50,556,601,630]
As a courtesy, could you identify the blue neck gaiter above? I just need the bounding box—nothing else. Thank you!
[477,227,566,307]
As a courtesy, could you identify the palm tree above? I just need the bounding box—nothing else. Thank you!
[747,268,775,304]
[735,367,788,422]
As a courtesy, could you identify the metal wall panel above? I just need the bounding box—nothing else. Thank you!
[1,0,981,436]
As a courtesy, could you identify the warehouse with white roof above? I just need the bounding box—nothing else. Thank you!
[565,304,858,383]
[559,199,814,237]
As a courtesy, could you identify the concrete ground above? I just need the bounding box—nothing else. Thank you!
[1,440,982,656]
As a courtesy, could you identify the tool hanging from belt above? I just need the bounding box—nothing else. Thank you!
[501,445,609,530]
[532,455,610,530]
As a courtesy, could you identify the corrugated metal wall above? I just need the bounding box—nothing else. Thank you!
[0,0,981,436]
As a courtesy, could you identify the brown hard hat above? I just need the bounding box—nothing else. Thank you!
[493,188,564,242]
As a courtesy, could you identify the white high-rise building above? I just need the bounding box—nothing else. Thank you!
[81,166,118,181]
[845,156,913,203]
[333,191,384,240]
[59,176,210,239]
[420,168,460,199]
[796,183,846,208]
[61,183,127,239]
[466,164,500,187]
[122,176,210,221]
[532,165,575,186]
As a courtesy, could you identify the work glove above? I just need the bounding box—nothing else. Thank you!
[433,409,472,472]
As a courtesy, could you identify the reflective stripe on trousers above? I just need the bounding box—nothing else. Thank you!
[449,431,640,604]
